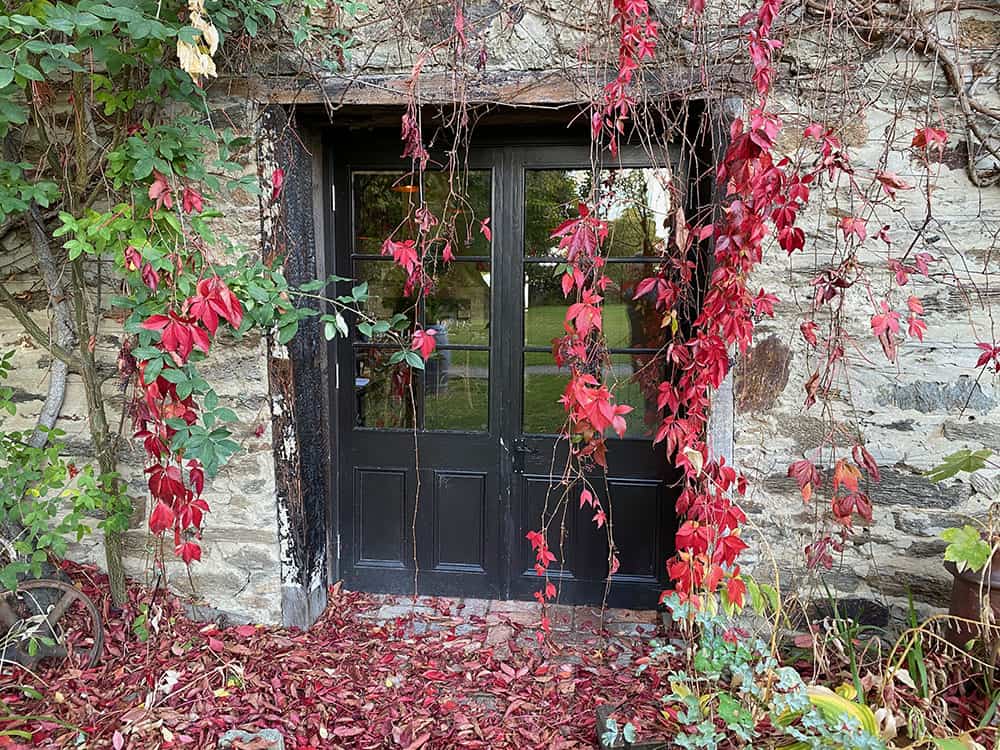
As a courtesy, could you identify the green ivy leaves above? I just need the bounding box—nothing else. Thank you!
[925,449,992,483]
[0,353,130,590]
[941,525,992,573]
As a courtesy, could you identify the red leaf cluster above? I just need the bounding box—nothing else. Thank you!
[592,0,659,155]
[133,275,243,567]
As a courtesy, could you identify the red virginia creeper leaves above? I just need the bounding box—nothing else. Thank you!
[787,459,821,502]
[411,328,438,360]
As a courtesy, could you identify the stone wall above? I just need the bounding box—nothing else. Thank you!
[0,94,285,624]
[737,29,1000,615]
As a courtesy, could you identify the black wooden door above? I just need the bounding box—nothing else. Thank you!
[331,141,504,598]
[331,136,676,606]
[504,147,679,608]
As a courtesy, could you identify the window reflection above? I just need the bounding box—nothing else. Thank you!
[353,170,492,258]
[522,263,664,350]
[424,350,489,431]
[353,261,415,339]
[524,167,672,259]
[427,262,491,347]
[354,346,415,429]
[521,351,661,438]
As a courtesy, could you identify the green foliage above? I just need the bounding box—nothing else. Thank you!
[600,717,636,747]
[941,524,993,573]
[649,595,886,750]
[0,0,392,572]
[131,602,151,642]
[925,449,992,482]
[0,352,131,591]
[0,162,59,223]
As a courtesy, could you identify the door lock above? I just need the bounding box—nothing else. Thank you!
[512,438,538,474]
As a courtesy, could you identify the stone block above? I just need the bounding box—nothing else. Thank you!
[879,377,995,414]
[218,729,284,749]
[735,335,792,413]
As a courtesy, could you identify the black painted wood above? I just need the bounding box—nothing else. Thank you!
[326,131,688,607]
[261,106,331,626]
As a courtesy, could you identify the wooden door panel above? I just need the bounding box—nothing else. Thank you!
[431,470,488,573]
[355,467,409,568]
[508,150,680,608]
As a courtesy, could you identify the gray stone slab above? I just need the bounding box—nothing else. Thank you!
[219,729,284,749]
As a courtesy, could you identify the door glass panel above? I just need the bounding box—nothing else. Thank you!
[424,350,489,431]
[605,352,661,439]
[523,267,565,348]
[522,351,661,437]
[523,263,665,350]
[353,170,492,258]
[523,351,566,435]
[602,262,665,350]
[354,346,415,429]
[427,262,491,347]
[524,167,672,259]
[524,170,582,258]
[601,168,672,258]
[353,260,416,337]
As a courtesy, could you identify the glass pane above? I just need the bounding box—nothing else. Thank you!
[353,170,492,258]
[353,260,416,340]
[354,346,415,429]
[424,349,489,432]
[427,261,491,347]
[521,351,661,437]
[523,268,565,349]
[523,350,566,435]
[523,263,664,350]
[605,352,661,439]
[603,262,664,349]
[601,168,672,259]
[524,167,672,259]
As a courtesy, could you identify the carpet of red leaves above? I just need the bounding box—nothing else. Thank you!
[1,563,669,749]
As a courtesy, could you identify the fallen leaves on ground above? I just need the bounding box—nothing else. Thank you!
[0,563,669,749]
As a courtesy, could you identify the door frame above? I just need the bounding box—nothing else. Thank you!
[322,128,693,605]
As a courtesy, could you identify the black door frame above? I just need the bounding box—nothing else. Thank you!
[323,129,683,606]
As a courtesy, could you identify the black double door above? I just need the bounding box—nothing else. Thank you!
[331,138,677,607]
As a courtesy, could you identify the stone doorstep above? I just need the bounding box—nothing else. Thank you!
[357,593,661,637]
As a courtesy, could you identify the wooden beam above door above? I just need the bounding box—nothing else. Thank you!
[216,67,741,108]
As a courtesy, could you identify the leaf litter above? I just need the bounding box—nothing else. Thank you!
[1,562,669,749]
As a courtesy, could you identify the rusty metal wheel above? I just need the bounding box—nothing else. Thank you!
[0,578,104,669]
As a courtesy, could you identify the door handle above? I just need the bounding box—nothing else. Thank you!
[512,438,538,474]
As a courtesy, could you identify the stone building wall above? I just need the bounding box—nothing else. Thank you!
[1,0,996,625]
[737,24,1000,615]
[0,95,284,625]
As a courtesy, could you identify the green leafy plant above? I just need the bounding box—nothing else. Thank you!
[924,449,992,483]
[941,525,993,574]
[0,0,379,594]
[640,595,887,750]
[927,450,997,574]
[0,352,130,591]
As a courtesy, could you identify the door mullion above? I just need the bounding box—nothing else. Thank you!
[496,145,520,601]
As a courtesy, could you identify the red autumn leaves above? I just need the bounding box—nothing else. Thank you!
[136,167,245,569]
[550,206,634,465]
[147,462,210,564]
[593,0,659,155]
[149,170,205,216]
[787,448,878,563]
[137,275,243,565]
[410,327,438,361]
[142,277,243,365]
